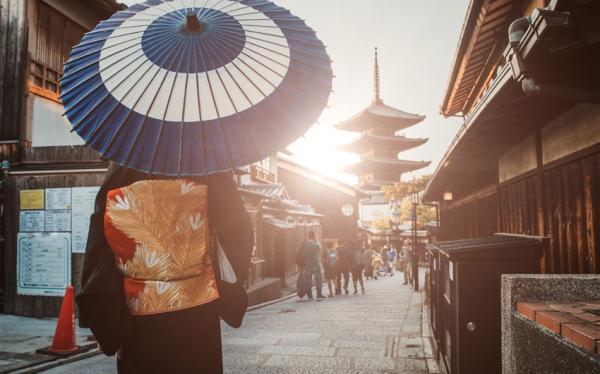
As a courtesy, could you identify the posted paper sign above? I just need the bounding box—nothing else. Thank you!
[19,211,45,232]
[45,210,71,232]
[45,188,72,210]
[17,233,71,297]
[71,186,100,253]
[20,190,44,210]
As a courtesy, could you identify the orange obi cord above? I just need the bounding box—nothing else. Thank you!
[104,179,219,315]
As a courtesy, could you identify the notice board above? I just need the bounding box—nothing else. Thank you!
[17,233,71,297]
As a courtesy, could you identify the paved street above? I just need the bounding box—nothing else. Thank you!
[41,272,437,373]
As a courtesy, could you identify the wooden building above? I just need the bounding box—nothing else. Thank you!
[238,182,322,294]
[277,154,367,243]
[1,0,124,316]
[336,49,430,190]
[424,0,600,274]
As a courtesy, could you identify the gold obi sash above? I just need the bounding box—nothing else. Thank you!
[104,179,219,315]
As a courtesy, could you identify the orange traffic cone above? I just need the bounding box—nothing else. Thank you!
[49,286,77,353]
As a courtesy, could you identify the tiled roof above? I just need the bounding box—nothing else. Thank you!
[335,100,425,133]
[336,134,428,154]
[239,183,289,199]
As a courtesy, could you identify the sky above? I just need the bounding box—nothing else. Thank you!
[120,0,470,184]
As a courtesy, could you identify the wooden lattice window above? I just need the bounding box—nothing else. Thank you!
[28,2,86,102]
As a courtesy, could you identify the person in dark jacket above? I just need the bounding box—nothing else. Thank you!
[77,164,253,374]
[322,242,339,298]
[351,245,365,294]
[302,231,324,300]
[335,239,352,295]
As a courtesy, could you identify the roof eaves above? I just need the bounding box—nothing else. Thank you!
[424,63,514,201]
[441,0,492,117]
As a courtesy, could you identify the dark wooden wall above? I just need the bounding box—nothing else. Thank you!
[498,175,541,236]
[439,152,600,275]
[440,190,498,241]
[540,154,600,274]
[0,0,28,160]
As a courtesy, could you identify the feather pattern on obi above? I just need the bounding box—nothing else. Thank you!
[104,179,219,315]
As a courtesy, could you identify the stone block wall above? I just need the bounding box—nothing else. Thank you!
[501,274,600,373]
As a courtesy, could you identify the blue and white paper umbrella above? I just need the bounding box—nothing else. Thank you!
[60,0,332,175]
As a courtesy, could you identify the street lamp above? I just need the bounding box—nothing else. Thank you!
[410,191,419,291]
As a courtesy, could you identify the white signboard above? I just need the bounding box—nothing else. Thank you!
[45,188,71,210]
[17,233,71,297]
[71,187,100,253]
[19,211,45,232]
[361,203,390,223]
[45,210,71,232]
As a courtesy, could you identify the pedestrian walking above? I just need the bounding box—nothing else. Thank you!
[387,246,397,276]
[381,247,389,276]
[403,239,413,285]
[322,242,339,298]
[78,165,254,373]
[351,245,366,294]
[296,245,309,300]
[336,239,352,294]
[362,247,376,280]
[371,252,384,280]
[303,231,324,301]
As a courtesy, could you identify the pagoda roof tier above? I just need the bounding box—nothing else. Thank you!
[359,180,398,190]
[342,157,430,174]
[335,100,425,133]
[337,134,428,154]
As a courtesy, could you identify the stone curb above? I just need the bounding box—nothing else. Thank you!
[10,349,102,374]
[248,290,299,312]
[247,280,330,312]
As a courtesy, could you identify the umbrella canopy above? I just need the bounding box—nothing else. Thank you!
[60,0,332,176]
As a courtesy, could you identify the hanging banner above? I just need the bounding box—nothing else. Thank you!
[17,233,71,297]
[45,188,72,210]
[20,190,45,210]
[71,186,100,253]
[19,211,46,232]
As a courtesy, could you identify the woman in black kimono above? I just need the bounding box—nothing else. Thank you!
[77,164,254,373]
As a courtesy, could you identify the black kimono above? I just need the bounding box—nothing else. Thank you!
[77,164,254,373]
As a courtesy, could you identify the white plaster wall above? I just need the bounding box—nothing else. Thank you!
[542,103,600,165]
[498,134,537,183]
[29,95,84,147]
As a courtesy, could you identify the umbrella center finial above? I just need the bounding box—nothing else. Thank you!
[183,12,206,34]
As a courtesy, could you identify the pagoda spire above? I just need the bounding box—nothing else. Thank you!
[374,47,381,103]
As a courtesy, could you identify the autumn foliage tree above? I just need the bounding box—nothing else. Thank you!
[381,175,437,229]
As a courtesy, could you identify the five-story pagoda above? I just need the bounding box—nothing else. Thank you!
[337,48,430,190]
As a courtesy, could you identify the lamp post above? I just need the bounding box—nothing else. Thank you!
[410,191,419,291]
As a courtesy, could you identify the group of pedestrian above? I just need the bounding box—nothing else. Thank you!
[297,233,365,301]
[297,232,423,302]
[363,245,399,280]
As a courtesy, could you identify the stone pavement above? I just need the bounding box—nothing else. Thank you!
[220,272,437,373]
[12,270,438,373]
[0,314,96,373]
